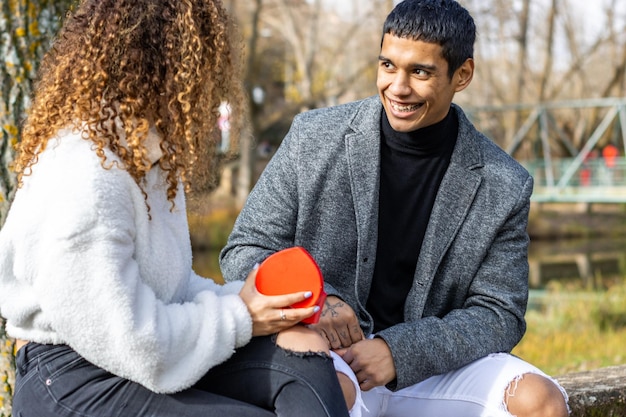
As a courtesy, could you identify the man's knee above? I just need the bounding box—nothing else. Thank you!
[505,373,569,417]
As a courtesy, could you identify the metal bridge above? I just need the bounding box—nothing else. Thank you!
[467,97,626,203]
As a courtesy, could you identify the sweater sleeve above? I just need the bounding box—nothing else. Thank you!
[11,137,252,393]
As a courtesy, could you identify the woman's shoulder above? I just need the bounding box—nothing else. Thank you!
[20,128,143,220]
[31,129,129,185]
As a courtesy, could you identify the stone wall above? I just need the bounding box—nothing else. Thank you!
[557,365,626,416]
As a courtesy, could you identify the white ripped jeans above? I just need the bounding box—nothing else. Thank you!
[331,351,570,417]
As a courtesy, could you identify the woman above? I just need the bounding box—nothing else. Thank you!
[0,0,349,416]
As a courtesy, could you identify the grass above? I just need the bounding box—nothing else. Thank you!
[513,279,626,377]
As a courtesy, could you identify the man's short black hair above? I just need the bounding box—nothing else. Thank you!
[382,0,476,79]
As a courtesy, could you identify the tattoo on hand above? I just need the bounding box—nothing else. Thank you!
[323,299,344,318]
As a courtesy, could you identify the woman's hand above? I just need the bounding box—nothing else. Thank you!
[239,267,320,336]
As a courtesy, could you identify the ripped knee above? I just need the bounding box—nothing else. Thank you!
[276,325,330,355]
[504,373,569,417]
[503,373,523,409]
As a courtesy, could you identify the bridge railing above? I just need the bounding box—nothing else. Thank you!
[523,157,626,202]
[465,98,626,203]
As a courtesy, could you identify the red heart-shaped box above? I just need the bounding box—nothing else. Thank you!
[255,247,327,324]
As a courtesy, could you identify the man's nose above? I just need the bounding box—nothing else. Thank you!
[389,73,412,96]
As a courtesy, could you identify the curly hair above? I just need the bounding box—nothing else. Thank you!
[15,0,245,206]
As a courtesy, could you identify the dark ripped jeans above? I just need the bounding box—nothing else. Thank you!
[12,335,349,417]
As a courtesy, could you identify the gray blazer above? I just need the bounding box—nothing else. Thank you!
[220,96,533,390]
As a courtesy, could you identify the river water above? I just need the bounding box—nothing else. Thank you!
[528,237,626,289]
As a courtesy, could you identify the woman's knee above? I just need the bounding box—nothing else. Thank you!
[276,325,329,354]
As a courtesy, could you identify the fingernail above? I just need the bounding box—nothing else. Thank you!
[313,306,320,312]
[253,263,260,270]
[304,291,313,298]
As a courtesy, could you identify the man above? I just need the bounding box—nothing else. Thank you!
[220,1,570,416]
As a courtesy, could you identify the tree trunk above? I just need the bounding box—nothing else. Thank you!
[1,2,74,415]
[538,0,557,102]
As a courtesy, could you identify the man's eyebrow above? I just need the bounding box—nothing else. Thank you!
[412,63,438,72]
[378,54,438,72]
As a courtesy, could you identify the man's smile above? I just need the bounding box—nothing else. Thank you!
[388,98,423,113]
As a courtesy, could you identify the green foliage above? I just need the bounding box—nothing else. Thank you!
[513,280,626,376]
[188,209,239,252]
[594,283,626,332]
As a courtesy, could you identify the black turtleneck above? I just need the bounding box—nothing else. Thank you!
[366,108,458,333]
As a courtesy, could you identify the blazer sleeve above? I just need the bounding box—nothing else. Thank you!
[220,110,354,303]
[221,118,309,278]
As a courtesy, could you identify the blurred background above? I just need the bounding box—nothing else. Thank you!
[2,1,626,416]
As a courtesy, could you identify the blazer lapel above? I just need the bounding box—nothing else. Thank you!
[410,106,484,316]
[345,97,383,304]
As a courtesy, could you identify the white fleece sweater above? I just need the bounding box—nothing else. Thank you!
[0,129,252,393]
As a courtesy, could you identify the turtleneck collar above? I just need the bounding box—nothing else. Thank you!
[381,107,458,156]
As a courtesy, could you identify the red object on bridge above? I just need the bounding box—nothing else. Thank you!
[602,144,618,168]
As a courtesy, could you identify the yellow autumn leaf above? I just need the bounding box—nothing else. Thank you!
[30,41,41,54]
[29,21,40,37]
[3,125,18,136]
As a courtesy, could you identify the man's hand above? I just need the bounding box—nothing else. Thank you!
[309,295,364,349]
[337,338,396,391]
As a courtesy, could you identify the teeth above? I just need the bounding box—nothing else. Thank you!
[390,100,420,112]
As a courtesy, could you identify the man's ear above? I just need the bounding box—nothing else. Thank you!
[454,58,474,92]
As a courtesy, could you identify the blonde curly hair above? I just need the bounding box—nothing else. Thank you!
[15,0,244,205]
